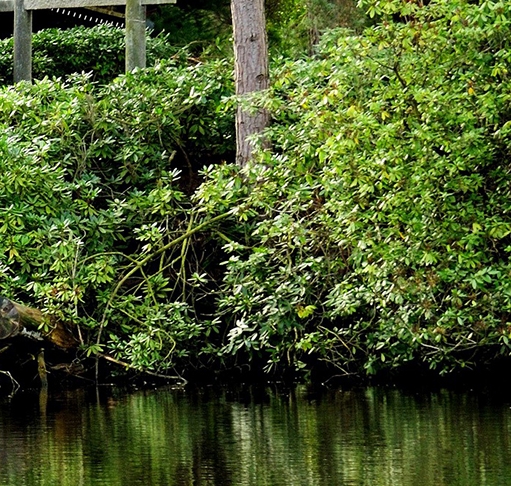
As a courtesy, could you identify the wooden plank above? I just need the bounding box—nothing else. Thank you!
[0,0,173,11]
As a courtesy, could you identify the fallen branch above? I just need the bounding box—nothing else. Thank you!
[0,296,77,349]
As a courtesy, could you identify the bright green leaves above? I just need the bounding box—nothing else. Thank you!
[198,0,511,378]
[2,0,511,380]
[0,57,235,375]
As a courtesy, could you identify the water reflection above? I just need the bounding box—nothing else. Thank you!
[0,385,510,485]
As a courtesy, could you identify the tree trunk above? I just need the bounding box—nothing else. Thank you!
[0,296,77,348]
[231,0,270,167]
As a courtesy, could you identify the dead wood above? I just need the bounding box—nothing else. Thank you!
[0,296,77,349]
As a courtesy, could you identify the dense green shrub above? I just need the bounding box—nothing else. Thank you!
[0,60,234,373]
[196,0,511,377]
[2,0,511,382]
[0,25,182,85]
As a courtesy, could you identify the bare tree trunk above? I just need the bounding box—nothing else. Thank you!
[231,0,270,167]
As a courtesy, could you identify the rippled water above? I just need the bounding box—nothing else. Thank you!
[0,384,510,485]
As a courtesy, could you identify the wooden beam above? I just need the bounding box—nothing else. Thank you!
[1,0,173,11]
[0,1,14,11]
[26,0,173,8]
[85,6,126,19]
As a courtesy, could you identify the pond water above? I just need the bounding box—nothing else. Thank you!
[0,384,510,485]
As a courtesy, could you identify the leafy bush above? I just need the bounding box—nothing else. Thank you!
[196,0,511,377]
[2,0,511,382]
[0,60,234,373]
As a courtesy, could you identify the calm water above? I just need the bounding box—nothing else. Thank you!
[0,384,510,485]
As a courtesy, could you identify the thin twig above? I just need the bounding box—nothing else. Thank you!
[0,370,20,396]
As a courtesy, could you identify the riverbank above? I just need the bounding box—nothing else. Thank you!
[1,1,511,386]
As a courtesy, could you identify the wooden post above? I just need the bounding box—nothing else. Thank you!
[37,349,48,388]
[13,0,32,83]
[125,0,146,72]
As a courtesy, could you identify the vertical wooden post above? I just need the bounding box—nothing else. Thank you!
[37,348,48,389]
[13,0,32,83]
[125,0,146,72]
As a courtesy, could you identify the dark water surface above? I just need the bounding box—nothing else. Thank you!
[0,384,510,485]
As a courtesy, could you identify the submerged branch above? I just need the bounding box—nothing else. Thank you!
[97,352,188,385]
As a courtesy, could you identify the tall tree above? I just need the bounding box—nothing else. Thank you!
[231,0,270,167]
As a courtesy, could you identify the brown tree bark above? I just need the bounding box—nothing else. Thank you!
[231,0,270,167]
[0,296,77,348]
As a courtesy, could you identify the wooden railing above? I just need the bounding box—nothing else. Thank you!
[0,0,175,83]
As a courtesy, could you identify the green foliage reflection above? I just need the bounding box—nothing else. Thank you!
[0,387,510,485]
